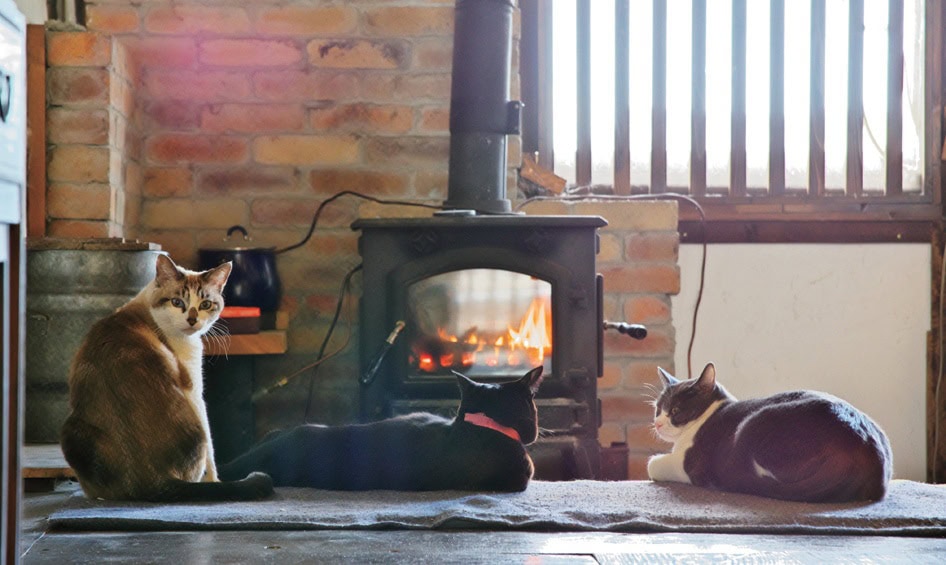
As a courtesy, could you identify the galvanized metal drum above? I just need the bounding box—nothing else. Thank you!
[25,239,164,443]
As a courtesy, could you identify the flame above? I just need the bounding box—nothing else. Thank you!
[414,296,552,373]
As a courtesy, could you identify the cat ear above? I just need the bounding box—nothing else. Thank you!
[203,261,232,292]
[452,370,476,394]
[696,363,717,391]
[657,367,679,388]
[520,366,545,395]
[154,254,184,287]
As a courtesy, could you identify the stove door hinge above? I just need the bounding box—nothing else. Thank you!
[596,273,604,379]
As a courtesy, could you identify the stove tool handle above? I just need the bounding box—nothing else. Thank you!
[603,321,648,340]
[360,320,406,387]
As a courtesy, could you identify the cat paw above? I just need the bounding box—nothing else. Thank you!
[647,453,689,483]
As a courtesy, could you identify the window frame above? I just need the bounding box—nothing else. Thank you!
[519,0,944,243]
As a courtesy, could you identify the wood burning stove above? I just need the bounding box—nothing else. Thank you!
[353,215,607,479]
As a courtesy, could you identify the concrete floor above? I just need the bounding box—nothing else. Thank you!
[19,481,946,564]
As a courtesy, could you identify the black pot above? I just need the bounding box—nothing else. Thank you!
[198,225,282,312]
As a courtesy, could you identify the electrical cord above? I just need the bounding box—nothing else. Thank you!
[275,191,444,255]
[515,193,708,379]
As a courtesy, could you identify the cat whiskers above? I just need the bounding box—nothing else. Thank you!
[204,323,231,358]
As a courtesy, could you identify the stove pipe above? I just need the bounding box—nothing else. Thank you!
[444,0,521,215]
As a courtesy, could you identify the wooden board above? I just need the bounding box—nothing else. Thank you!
[204,330,287,356]
[22,444,74,479]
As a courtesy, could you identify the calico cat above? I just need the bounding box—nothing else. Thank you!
[219,366,545,492]
[647,363,892,503]
[60,254,273,502]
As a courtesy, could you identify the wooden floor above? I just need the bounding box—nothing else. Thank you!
[19,482,946,564]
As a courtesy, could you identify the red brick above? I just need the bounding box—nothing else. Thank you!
[197,167,299,195]
[360,73,451,103]
[251,198,357,228]
[48,145,110,183]
[625,422,668,453]
[254,6,357,36]
[144,6,251,35]
[415,171,449,198]
[364,137,449,169]
[363,6,454,36]
[309,103,412,134]
[418,107,449,132]
[47,220,112,238]
[413,38,454,70]
[143,167,193,198]
[201,39,302,67]
[143,70,251,101]
[46,68,109,105]
[253,135,359,166]
[624,361,666,390]
[307,39,406,69]
[47,32,111,66]
[625,232,679,262]
[598,362,623,390]
[140,101,202,130]
[86,5,140,34]
[140,199,247,230]
[47,184,112,220]
[202,104,305,133]
[125,37,198,69]
[310,169,408,197]
[254,70,358,102]
[46,108,109,144]
[627,455,650,480]
[145,134,249,165]
[623,295,672,325]
[599,393,655,422]
[601,264,681,294]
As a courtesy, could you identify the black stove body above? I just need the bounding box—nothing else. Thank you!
[353,215,607,479]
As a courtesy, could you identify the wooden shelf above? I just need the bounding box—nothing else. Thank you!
[204,330,287,356]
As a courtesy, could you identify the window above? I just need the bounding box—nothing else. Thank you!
[520,1,942,242]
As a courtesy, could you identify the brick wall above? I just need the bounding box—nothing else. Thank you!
[42,1,677,478]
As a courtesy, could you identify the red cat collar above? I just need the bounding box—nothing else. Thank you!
[463,412,521,442]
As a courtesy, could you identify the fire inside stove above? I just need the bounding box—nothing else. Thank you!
[406,269,552,378]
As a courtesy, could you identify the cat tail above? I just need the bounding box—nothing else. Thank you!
[146,472,274,502]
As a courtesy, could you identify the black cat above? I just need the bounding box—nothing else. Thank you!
[647,363,893,503]
[220,367,545,492]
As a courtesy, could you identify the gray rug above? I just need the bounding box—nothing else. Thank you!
[48,479,946,536]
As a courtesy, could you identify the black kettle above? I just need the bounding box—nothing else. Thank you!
[198,225,282,313]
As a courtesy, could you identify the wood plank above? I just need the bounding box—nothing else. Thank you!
[651,0,667,193]
[204,330,287,357]
[924,0,943,202]
[809,0,826,196]
[769,0,785,195]
[846,0,864,195]
[690,0,706,197]
[730,0,747,197]
[22,445,74,480]
[886,0,903,195]
[26,24,45,238]
[613,0,630,195]
[576,0,592,186]
[678,219,936,244]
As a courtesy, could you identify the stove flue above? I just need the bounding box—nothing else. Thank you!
[444,0,521,215]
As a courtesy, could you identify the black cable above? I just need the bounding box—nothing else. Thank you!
[276,191,444,255]
[515,193,708,380]
[302,263,363,423]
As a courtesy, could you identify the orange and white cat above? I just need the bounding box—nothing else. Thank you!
[61,254,272,501]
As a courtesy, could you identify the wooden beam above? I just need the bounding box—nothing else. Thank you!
[730,0,747,196]
[691,0,707,197]
[846,0,864,195]
[26,24,45,238]
[614,0,631,195]
[886,0,904,195]
[809,0,826,196]
[652,0,667,193]
[576,0,592,186]
[769,0,785,195]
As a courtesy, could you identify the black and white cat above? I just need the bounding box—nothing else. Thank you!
[220,366,545,492]
[647,363,892,502]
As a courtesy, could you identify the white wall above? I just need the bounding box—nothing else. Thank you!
[672,244,930,481]
[13,0,45,24]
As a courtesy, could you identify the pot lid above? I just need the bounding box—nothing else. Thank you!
[199,225,277,252]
